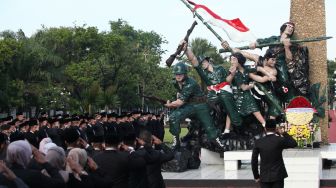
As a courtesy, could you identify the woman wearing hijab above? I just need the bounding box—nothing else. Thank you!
[39,137,57,155]
[6,140,65,188]
[46,146,70,182]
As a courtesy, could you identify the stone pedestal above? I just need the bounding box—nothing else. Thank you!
[200,148,223,165]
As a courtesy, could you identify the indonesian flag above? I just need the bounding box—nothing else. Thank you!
[187,0,256,43]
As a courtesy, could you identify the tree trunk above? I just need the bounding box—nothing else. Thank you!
[290,0,328,143]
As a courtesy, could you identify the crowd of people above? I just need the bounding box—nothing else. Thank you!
[0,111,173,188]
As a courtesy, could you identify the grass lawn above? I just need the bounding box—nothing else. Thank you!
[163,127,188,144]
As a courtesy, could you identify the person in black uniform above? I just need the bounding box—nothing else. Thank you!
[85,116,96,144]
[90,125,105,157]
[37,117,49,143]
[121,132,149,188]
[93,132,130,188]
[47,118,63,147]
[156,113,165,141]
[25,119,40,148]
[138,130,174,188]
[14,112,25,122]
[62,127,94,156]
[251,119,297,188]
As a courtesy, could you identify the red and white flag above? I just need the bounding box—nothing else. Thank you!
[187,0,256,43]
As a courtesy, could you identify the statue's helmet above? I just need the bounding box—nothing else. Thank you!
[173,62,188,75]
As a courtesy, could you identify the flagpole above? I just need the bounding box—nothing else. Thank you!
[180,0,232,52]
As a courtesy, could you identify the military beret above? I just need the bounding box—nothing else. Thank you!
[10,131,25,142]
[63,127,80,143]
[28,119,38,126]
[19,121,29,128]
[104,132,120,145]
[7,116,13,121]
[38,117,48,122]
[16,111,23,116]
[71,117,80,121]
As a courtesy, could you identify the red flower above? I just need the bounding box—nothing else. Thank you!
[286,96,314,109]
[282,86,288,93]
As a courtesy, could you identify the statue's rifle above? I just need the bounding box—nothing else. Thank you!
[179,0,233,52]
[140,94,167,105]
[219,36,333,53]
[165,21,198,67]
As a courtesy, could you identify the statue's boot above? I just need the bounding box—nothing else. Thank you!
[212,137,225,152]
[172,135,181,151]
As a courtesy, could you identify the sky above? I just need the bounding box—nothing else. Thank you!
[0,0,335,65]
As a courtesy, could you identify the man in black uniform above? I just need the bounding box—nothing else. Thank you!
[25,119,40,148]
[251,119,297,188]
[138,129,174,188]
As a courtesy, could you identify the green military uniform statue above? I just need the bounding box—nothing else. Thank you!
[255,22,310,102]
[166,62,223,149]
[223,42,283,120]
[255,56,282,118]
[194,56,242,127]
[256,36,295,102]
[232,70,260,116]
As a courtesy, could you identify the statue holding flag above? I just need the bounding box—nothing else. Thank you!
[182,0,267,124]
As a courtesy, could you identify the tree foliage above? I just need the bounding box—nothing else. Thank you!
[0,19,174,114]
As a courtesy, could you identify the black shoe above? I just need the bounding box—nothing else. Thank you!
[221,132,230,139]
[212,137,225,152]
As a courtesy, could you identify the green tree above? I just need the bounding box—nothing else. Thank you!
[0,19,173,113]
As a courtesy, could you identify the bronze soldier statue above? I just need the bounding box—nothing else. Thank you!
[165,62,224,151]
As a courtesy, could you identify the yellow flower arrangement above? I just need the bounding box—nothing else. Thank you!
[287,124,311,141]
[284,96,319,148]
